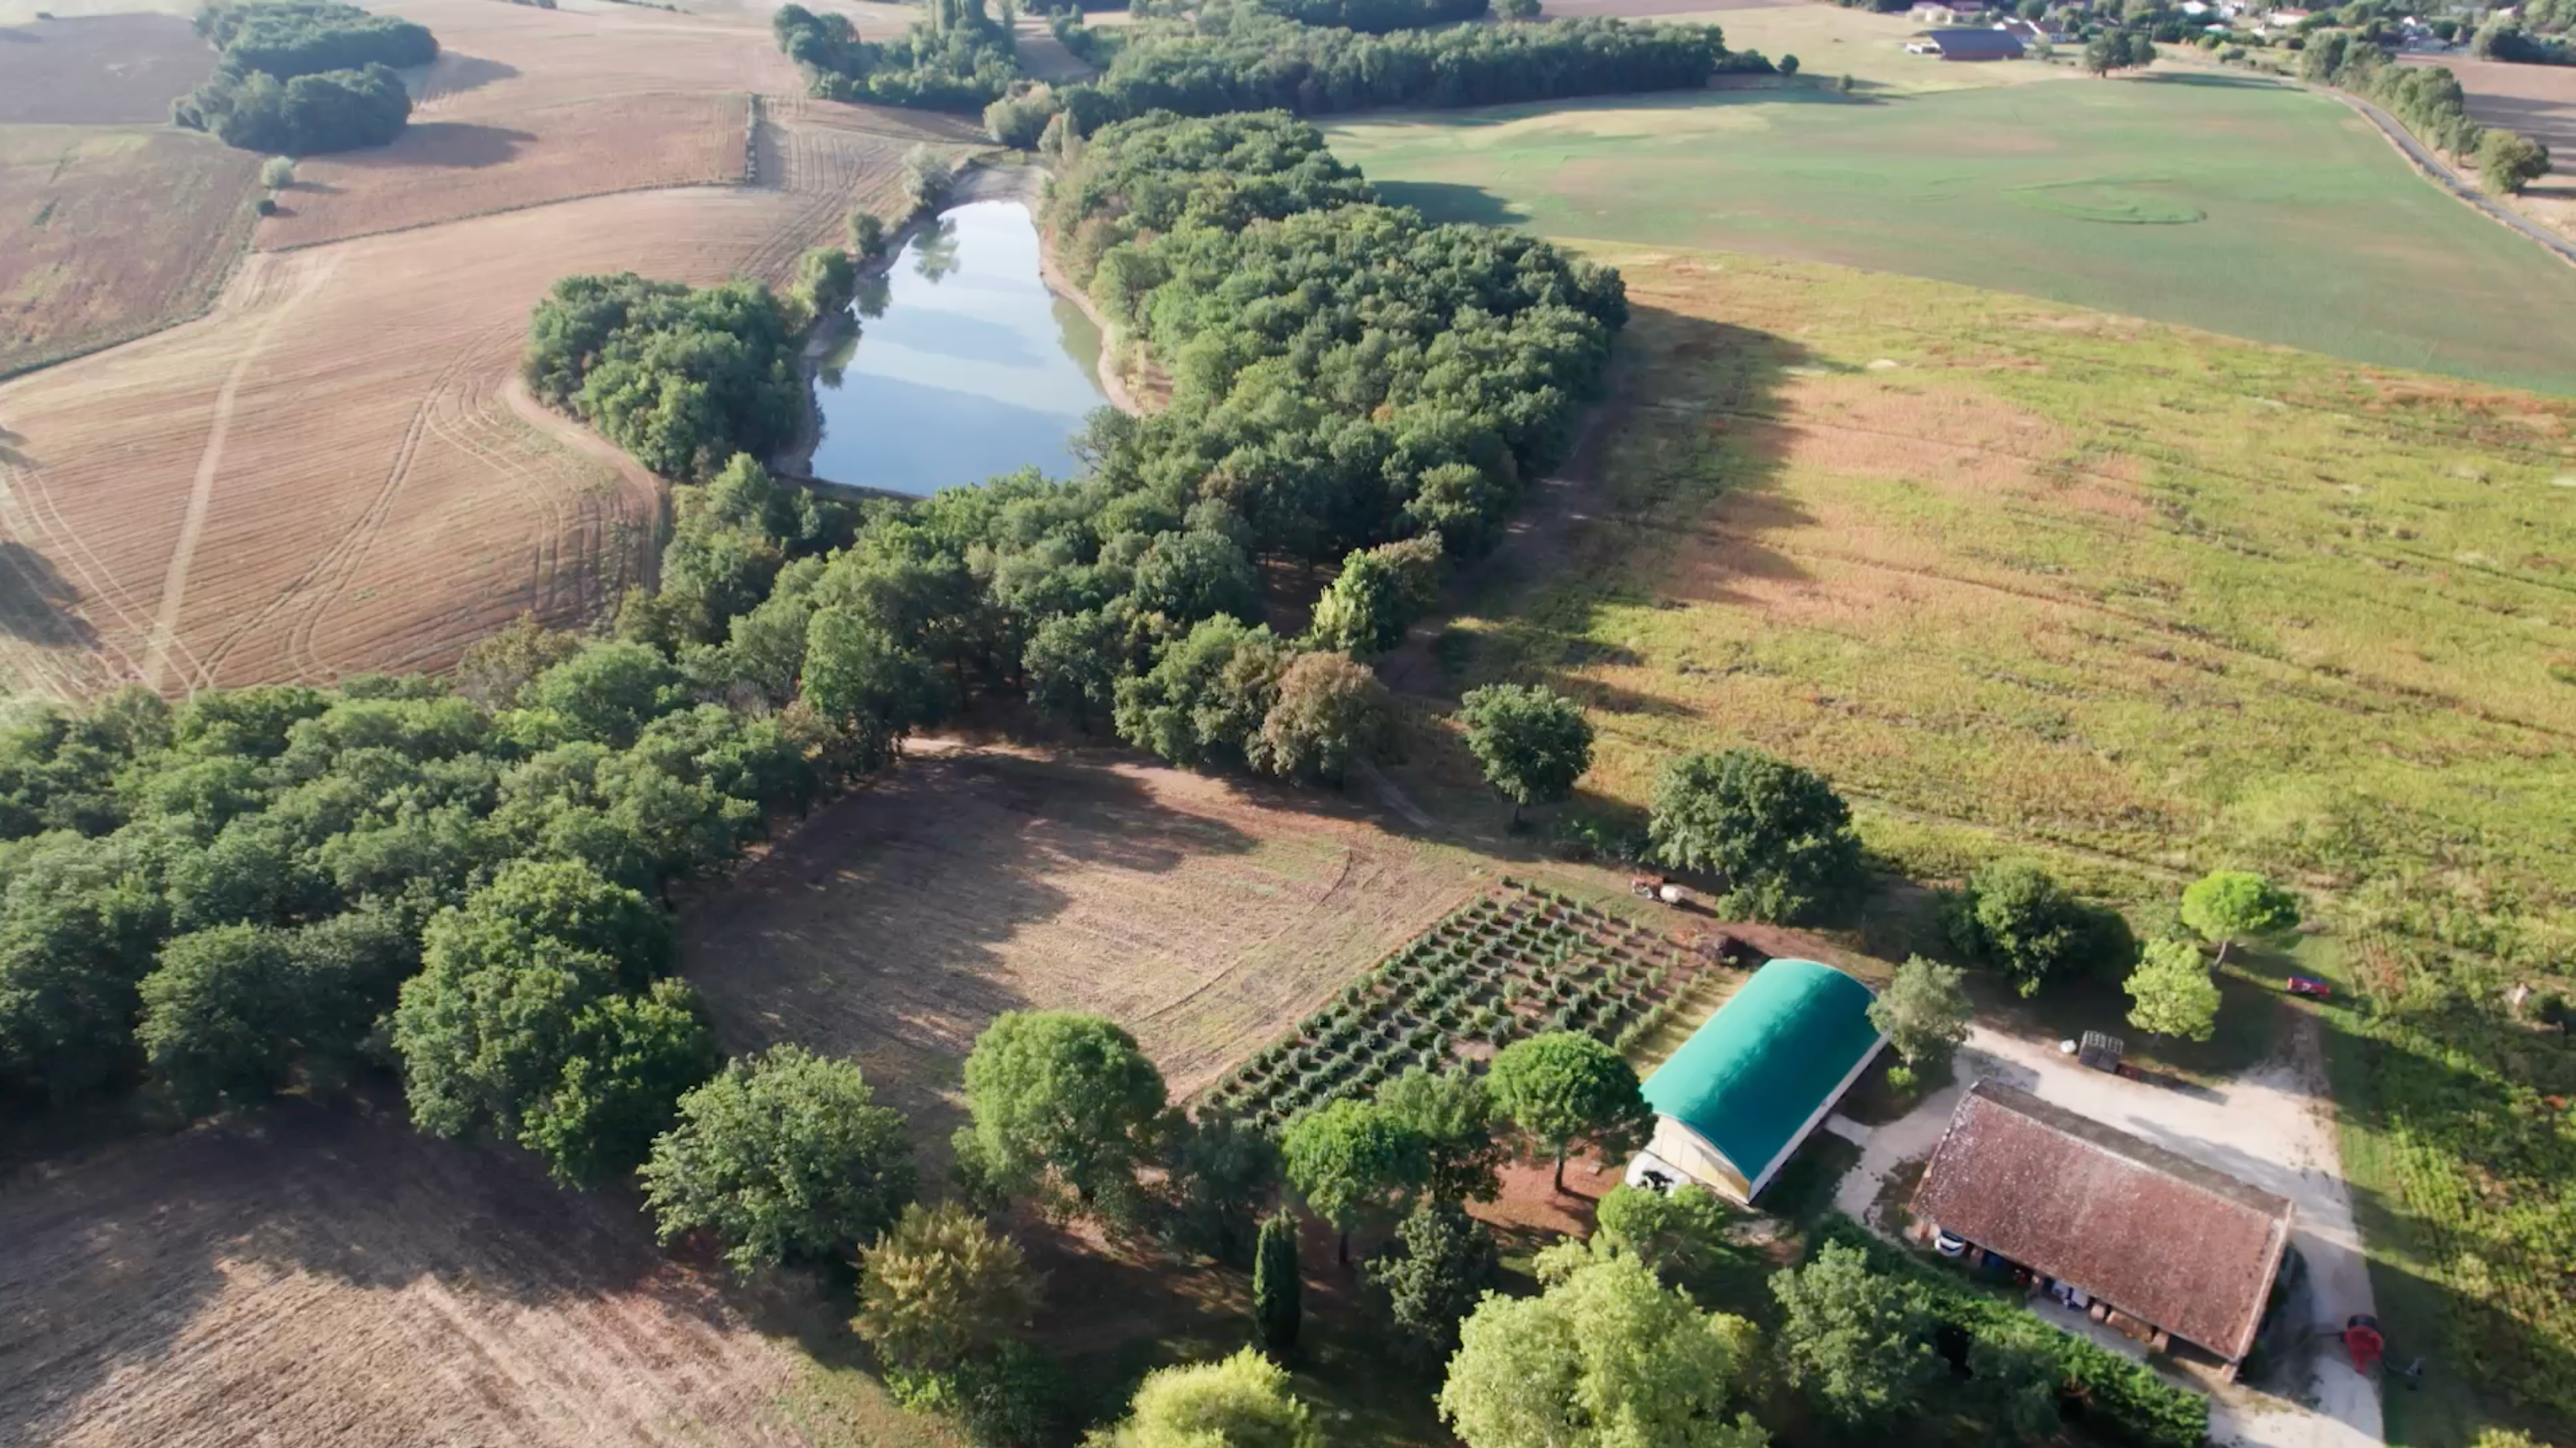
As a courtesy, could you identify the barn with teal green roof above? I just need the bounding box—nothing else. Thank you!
[1640,958,1885,1203]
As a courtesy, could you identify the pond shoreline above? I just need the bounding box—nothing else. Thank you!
[771,160,1139,492]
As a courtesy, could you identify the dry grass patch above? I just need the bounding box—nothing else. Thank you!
[0,12,215,124]
[0,126,260,377]
[682,747,1484,1132]
[0,1102,822,1448]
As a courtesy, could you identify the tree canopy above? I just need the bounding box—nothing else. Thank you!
[854,1200,1044,1373]
[1647,749,1864,922]
[2123,937,2221,1042]
[1086,1347,1323,1448]
[1486,1031,1647,1192]
[1769,1241,1943,1428]
[1368,1197,1501,1364]
[640,1045,917,1274]
[957,1010,1169,1218]
[1456,684,1593,824]
[1867,955,1972,1071]
[1281,1096,1430,1262]
[1439,1247,1765,1448]
[2177,870,2299,964]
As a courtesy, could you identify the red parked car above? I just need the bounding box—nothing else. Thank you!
[2286,976,2332,1000]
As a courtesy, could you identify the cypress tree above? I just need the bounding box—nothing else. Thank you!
[1252,1209,1301,1356]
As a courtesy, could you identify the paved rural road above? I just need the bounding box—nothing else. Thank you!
[2329,86,2576,268]
[1829,1021,2384,1448]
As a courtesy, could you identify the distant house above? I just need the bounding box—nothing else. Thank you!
[2265,5,2314,23]
[1637,959,1883,1204]
[1994,16,2067,43]
[1909,1083,2297,1376]
[1907,0,1990,23]
[1906,26,2029,57]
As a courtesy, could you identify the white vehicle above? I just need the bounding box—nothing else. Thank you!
[1623,1149,1683,1194]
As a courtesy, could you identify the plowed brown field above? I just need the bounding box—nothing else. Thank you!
[259,92,753,249]
[0,126,260,377]
[682,747,1485,1133]
[0,12,215,125]
[0,101,946,699]
[0,1102,814,1448]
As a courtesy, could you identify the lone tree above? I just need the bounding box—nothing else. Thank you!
[957,1010,1168,1219]
[1439,1247,1765,1448]
[2125,937,2222,1042]
[1281,1098,1430,1265]
[1946,858,2094,998]
[853,1200,1043,1374]
[2083,29,2154,75]
[1367,1198,1502,1365]
[1486,1031,1649,1194]
[1868,954,1973,1074]
[2178,870,2299,966]
[1088,1349,1322,1448]
[1648,748,1864,922]
[640,1045,917,1276]
[1252,1209,1302,1356]
[1770,1241,1944,1429]
[1454,684,1593,826]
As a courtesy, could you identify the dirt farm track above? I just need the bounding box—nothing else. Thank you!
[0,0,977,700]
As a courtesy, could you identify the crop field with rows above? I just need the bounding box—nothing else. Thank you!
[1205,880,1727,1130]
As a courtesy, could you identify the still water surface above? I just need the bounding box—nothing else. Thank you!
[807,199,1106,496]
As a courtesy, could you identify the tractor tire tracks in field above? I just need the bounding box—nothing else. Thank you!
[140,255,339,693]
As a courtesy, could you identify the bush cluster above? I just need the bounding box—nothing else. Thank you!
[173,1,433,154]
[774,0,1018,110]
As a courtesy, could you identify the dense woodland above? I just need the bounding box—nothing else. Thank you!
[172,0,432,154]
[776,0,1735,125]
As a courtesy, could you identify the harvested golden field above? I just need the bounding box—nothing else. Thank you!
[0,126,260,377]
[682,748,1486,1132]
[260,92,753,249]
[0,1102,838,1448]
[0,12,214,125]
[385,0,804,110]
[2406,54,2576,239]
[0,145,911,698]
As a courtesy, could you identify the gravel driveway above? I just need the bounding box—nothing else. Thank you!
[1825,1019,2383,1448]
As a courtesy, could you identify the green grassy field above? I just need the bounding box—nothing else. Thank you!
[1327,72,2576,393]
[1412,245,2576,1444]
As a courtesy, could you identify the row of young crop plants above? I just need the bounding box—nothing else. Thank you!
[1204,880,1721,1130]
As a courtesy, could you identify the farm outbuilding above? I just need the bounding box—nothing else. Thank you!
[1639,959,1885,1203]
[1905,28,2029,57]
[1909,1082,2296,1373]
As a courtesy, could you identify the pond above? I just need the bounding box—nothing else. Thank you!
[805,198,1108,497]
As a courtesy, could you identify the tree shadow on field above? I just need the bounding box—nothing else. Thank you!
[2133,71,2293,89]
[0,541,98,649]
[677,749,1257,1154]
[425,52,518,99]
[386,121,541,169]
[1370,178,1530,227]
